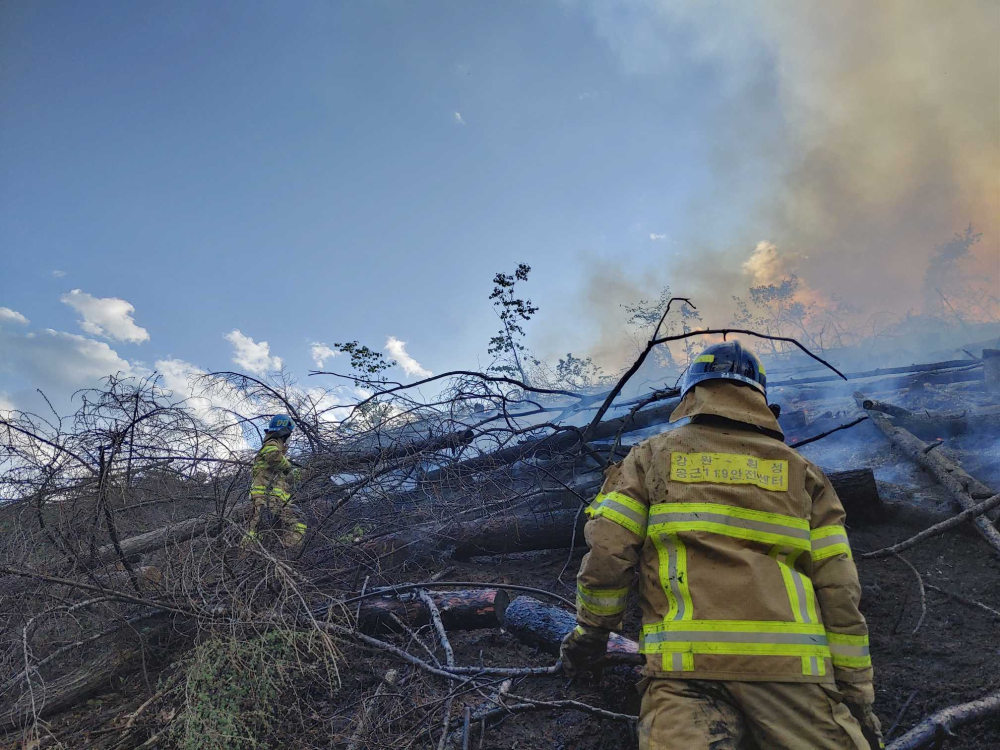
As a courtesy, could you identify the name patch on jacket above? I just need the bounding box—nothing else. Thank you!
[670,452,788,492]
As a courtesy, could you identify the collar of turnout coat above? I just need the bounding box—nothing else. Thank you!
[669,380,784,440]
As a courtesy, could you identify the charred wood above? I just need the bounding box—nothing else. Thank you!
[366,469,884,568]
[345,588,509,635]
[501,595,642,674]
[888,407,1000,439]
[421,398,681,483]
[856,393,1000,555]
[770,359,977,388]
[887,687,1000,750]
[861,400,913,418]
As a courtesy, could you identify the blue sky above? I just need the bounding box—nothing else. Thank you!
[2,1,996,413]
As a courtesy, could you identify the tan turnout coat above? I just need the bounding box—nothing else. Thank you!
[576,380,873,694]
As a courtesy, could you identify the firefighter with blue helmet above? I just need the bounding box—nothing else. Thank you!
[243,414,307,549]
[561,341,882,749]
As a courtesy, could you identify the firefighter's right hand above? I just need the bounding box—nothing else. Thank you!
[560,625,609,679]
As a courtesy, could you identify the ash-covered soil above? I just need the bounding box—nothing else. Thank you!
[16,508,1000,750]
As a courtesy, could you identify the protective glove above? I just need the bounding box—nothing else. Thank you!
[839,682,883,749]
[560,625,609,679]
[291,468,303,483]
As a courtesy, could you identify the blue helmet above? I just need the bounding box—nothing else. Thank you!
[266,414,295,435]
[679,341,766,399]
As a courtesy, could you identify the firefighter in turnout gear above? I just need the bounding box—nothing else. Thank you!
[561,342,882,749]
[244,414,307,549]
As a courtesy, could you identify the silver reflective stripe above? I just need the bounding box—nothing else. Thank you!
[663,534,686,621]
[579,590,626,610]
[600,498,647,526]
[809,656,819,675]
[670,652,684,670]
[830,643,870,658]
[777,548,813,624]
[649,512,810,541]
[812,533,849,551]
[643,630,828,646]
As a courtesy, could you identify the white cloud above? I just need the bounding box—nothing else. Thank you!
[0,307,29,325]
[310,342,340,369]
[649,233,669,241]
[385,336,432,379]
[454,111,466,125]
[52,270,66,278]
[60,289,149,343]
[0,327,134,391]
[224,330,283,375]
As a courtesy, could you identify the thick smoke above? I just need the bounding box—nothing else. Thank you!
[571,0,999,365]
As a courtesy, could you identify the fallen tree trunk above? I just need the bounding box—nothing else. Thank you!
[887,688,1000,750]
[76,502,251,571]
[345,588,509,635]
[365,469,884,567]
[341,428,476,469]
[856,393,1000,556]
[502,595,641,673]
[886,408,1000,440]
[770,359,977,388]
[827,469,886,524]
[363,508,590,567]
[422,398,681,483]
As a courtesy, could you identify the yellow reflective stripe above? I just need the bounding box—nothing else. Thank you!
[259,444,282,455]
[250,486,291,501]
[802,655,826,676]
[694,354,715,364]
[292,522,307,534]
[577,583,628,616]
[650,532,693,622]
[811,525,848,540]
[813,543,852,561]
[650,503,810,550]
[670,452,789,492]
[651,521,810,551]
[640,619,831,666]
[828,632,872,669]
[643,619,826,635]
[771,547,819,625]
[651,503,809,530]
[585,491,647,537]
[812,525,853,560]
[662,652,696,671]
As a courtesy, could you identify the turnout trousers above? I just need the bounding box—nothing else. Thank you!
[244,495,307,549]
[638,678,873,750]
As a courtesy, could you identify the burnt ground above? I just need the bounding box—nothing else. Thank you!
[24,518,1000,750]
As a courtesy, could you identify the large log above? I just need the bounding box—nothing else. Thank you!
[888,687,1000,750]
[856,393,1000,556]
[422,399,681,483]
[346,588,509,635]
[364,508,590,567]
[828,469,886,524]
[365,469,883,567]
[341,428,476,469]
[77,502,251,570]
[886,408,1000,440]
[769,359,977,388]
[502,595,641,672]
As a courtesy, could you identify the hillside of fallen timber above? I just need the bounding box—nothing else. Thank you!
[3,339,999,750]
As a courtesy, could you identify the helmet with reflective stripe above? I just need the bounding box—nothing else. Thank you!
[679,341,766,398]
[266,414,295,436]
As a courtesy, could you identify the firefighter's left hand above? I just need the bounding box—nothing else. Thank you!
[291,468,303,483]
[560,625,609,679]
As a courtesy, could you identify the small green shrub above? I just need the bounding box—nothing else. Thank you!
[176,628,335,750]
